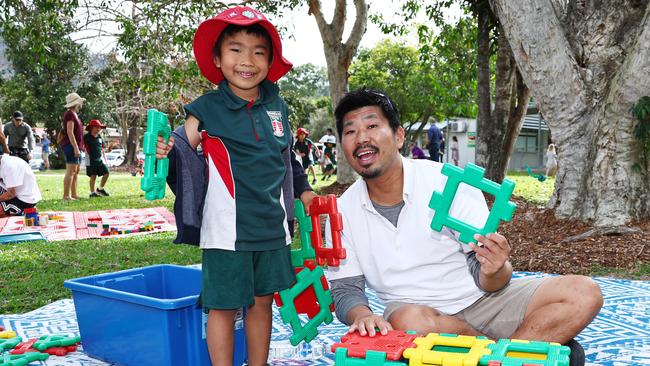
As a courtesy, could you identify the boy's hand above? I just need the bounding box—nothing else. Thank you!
[299,190,318,215]
[156,136,175,159]
[470,233,511,276]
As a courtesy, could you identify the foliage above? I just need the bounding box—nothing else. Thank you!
[0,0,89,132]
[348,19,478,145]
[279,64,330,131]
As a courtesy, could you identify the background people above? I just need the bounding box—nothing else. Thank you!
[4,111,35,163]
[60,92,86,201]
[0,154,42,217]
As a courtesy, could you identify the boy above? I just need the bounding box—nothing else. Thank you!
[321,135,337,180]
[156,6,317,366]
[83,119,110,197]
[294,127,319,185]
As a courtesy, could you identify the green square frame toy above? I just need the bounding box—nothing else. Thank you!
[429,163,516,244]
[140,109,171,200]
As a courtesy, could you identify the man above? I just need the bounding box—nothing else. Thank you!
[427,122,442,162]
[4,111,35,163]
[41,134,50,170]
[0,154,42,217]
[328,89,603,366]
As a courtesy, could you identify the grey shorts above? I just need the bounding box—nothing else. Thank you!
[383,277,546,339]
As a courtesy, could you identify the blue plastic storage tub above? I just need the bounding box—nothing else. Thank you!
[64,264,247,366]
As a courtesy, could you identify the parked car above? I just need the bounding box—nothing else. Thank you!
[29,151,44,170]
[109,148,125,156]
[105,152,124,167]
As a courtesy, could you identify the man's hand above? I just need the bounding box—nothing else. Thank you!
[156,136,175,159]
[349,313,393,337]
[299,190,318,214]
[26,153,31,161]
[470,233,511,276]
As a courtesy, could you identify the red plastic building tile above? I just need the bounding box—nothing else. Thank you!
[309,195,346,267]
[274,260,334,318]
[331,330,417,361]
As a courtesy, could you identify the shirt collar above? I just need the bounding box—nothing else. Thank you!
[218,79,279,110]
[359,155,413,212]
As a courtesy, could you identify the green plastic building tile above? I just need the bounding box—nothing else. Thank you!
[334,348,407,366]
[277,266,333,346]
[429,163,516,244]
[33,334,80,351]
[291,199,316,267]
[479,339,570,366]
[0,337,22,351]
[0,352,48,366]
[140,108,171,201]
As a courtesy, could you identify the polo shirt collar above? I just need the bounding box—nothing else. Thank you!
[218,80,279,110]
[359,156,413,213]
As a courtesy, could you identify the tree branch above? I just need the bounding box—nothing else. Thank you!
[342,0,368,63]
[308,0,336,47]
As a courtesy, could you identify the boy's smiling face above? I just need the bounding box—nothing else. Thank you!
[214,31,271,101]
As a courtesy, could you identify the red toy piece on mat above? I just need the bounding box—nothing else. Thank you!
[274,260,334,318]
[309,195,346,267]
[11,338,78,356]
[10,338,38,354]
[331,330,418,361]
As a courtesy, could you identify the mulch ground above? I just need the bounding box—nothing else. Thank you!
[319,182,650,279]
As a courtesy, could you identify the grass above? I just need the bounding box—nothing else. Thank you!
[589,263,650,280]
[4,166,639,314]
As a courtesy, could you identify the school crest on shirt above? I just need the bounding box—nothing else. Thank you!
[267,111,284,137]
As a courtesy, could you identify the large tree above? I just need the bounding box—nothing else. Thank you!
[306,0,368,184]
[490,0,650,226]
[373,0,530,182]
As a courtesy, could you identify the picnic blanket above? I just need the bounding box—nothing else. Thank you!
[0,207,176,242]
[0,272,648,365]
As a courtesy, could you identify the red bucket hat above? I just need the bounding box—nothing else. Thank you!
[85,119,107,131]
[193,6,292,85]
[296,127,309,137]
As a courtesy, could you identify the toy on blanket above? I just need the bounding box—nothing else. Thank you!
[0,331,16,339]
[100,221,157,236]
[403,333,494,366]
[0,337,21,351]
[0,351,49,366]
[331,332,572,366]
[32,334,81,351]
[480,339,570,366]
[22,208,39,227]
[10,338,78,356]
[429,163,516,245]
[141,108,171,201]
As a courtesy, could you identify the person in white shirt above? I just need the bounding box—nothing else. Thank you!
[0,154,42,216]
[328,89,602,366]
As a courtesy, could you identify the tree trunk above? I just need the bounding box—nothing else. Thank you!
[490,0,650,226]
[308,0,368,185]
[475,6,530,183]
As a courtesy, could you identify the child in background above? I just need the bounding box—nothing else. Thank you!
[294,127,319,185]
[321,135,337,180]
[155,6,316,365]
[83,119,110,197]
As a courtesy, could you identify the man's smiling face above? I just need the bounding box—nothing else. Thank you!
[341,105,404,179]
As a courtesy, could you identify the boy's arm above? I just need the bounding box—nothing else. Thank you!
[184,115,201,150]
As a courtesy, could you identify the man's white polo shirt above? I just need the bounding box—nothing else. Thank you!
[328,157,489,315]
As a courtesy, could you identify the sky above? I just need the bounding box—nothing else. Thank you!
[74,2,463,67]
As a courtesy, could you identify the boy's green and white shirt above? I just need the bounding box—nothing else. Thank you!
[184,80,292,251]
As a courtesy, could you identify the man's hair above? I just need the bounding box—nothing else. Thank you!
[212,24,273,62]
[334,89,400,138]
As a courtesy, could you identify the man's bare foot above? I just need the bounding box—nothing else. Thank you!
[62,197,76,201]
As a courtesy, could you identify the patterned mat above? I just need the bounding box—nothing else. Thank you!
[0,207,176,242]
[0,272,648,365]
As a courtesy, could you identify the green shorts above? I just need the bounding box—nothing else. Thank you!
[201,246,296,311]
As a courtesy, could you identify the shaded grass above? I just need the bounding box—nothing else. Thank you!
[0,232,200,314]
[589,263,650,281]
